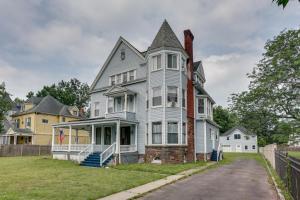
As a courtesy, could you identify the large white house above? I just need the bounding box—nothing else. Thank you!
[51,20,220,166]
[220,126,258,153]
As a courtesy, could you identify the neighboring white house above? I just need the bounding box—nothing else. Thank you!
[220,126,258,153]
[288,133,300,147]
[51,20,220,166]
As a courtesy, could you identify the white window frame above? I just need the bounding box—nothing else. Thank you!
[167,86,178,107]
[42,119,48,124]
[152,86,162,107]
[167,121,179,144]
[94,102,100,116]
[152,54,162,71]
[110,75,115,86]
[198,98,205,114]
[167,53,178,70]
[152,121,162,144]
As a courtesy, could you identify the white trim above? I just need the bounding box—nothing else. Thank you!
[180,54,183,145]
[162,53,166,145]
[203,121,207,161]
[166,52,179,70]
[166,121,179,145]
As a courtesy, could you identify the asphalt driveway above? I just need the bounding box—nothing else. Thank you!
[140,159,278,200]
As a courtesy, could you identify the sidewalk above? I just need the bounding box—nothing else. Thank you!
[99,162,216,200]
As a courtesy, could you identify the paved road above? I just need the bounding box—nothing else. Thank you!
[140,159,278,200]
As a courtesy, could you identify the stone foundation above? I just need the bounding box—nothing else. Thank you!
[196,152,212,161]
[145,145,188,164]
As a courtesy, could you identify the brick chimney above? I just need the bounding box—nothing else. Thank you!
[184,29,195,162]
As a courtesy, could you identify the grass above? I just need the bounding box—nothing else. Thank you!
[0,156,165,200]
[114,161,207,175]
[288,151,300,159]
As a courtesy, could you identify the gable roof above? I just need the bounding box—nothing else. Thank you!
[25,96,43,104]
[12,95,80,118]
[193,61,206,82]
[221,126,256,136]
[148,20,184,52]
[90,37,145,92]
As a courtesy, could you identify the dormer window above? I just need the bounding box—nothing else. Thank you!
[167,54,178,69]
[73,111,78,116]
[110,76,115,86]
[152,55,161,71]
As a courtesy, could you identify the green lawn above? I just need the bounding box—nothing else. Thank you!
[0,157,208,200]
[114,161,206,175]
[288,151,300,159]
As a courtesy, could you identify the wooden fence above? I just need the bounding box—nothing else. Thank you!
[275,150,300,200]
[0,145,52,157]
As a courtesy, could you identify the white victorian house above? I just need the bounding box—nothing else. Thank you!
[51,20,220,167]
[219,126,258,153]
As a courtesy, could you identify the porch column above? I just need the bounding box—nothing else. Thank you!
[14,135,17,145]
[68,125,72,152]
[135,124,138,151]
[51,127,55,151]
[124,92,128,112]
[116,120,121,164]
[91,124,95,152]
[75,129,78,144]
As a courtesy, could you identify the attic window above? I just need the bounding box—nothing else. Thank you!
[121,49,125,60]
[73,111,78,116]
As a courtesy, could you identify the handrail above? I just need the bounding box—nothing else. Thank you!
[77,144,92,163]
[100,142,116,167]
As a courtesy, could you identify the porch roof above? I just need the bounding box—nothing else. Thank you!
[52,117,138,128]
[103,85,136,97]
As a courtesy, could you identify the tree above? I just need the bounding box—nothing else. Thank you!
[230,28,300,146]
[273,0,300,8]
[35,78,90,109]
[213,106,238,134]
[26,91,34,99]
[0,83,11,133]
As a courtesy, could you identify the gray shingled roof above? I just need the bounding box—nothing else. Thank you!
[221,126,256,136]
[148,20,184,51]
[26,96,43,104]
[193,61,206,82]
[13,95,80,118]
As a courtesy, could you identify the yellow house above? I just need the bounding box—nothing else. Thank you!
[4,95,89,145]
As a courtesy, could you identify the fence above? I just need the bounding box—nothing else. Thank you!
[260,144,277,168]
[0,145,52,157]
[275,150,300,200]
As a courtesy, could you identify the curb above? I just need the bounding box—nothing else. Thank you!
[98,162,216,200]
[262,156,285,200]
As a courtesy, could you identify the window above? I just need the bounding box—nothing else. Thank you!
[152,122,162,144]
[122,72,128,83]
[152,55,161,71]
[227,136,230,140]
[114,97,123,112]
[152,87,162,106]
[252,145,256,150]
[110,75,115,86]
[129,70,135,81]
[182,89,186,108]
[108,98,114,113]
[182,122,186,144]
[62,117,66,122]
[127,95,134,112]
[167,54,177,69]
[181,58,185,71]
[146,91,149,109]
[198,98,205,114]
[15,119,20,128]
[104,127,112,145]
[116,74,122,84]
[167,86,178,107]
[168,122,178,144]
[42,119,48,124]
[73,111,78,116]
[25,117,31,128]
[245,145,248,150]
[94,102,100,116]
[234,134,241,140]
[121,49,125,60]
[245,136,250,140]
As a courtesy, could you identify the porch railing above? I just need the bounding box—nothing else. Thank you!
[100,142,116,167]
[77,144,93,163]
[52,144,90,152]
[120,145,137,152]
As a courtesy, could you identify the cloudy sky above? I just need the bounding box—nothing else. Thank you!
[0,0,299,107]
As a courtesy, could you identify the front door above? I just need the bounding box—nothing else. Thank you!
[121,126,131,145]
[96,127,101,145]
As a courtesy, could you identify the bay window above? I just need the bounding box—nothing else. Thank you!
[167,54,178,69]
[168,122,178,144]
[152,54,161,71]
[152,87,162,106]
[198,98,205,114]
[152,122,162,144]
[167,86,178,107]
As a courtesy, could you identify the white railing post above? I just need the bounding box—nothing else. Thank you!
[51,127,55,151]
[135,124,138,151]
[68,125,72,152]
[91,124,95,152]
[116,120,121,164]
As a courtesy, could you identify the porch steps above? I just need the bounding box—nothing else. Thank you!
[211,150,218,161]
[80,152,114,167]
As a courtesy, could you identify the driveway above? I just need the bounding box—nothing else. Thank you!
[140,159,278,200]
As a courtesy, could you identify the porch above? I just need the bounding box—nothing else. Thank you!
[51,117,138,165]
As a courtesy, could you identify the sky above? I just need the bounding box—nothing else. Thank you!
[0,0,299,107]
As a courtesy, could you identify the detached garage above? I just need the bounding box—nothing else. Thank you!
[219,126,258,153]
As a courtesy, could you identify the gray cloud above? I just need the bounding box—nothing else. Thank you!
[0,0,299,106]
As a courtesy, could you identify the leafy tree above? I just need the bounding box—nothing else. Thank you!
[26,91,34,99]
[0,83,11,133]
[273,0,300,8]
[230,28,300,146]
[35,78,90,109]
[213,105,238,134]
